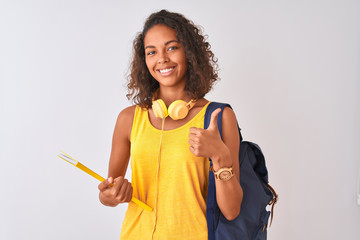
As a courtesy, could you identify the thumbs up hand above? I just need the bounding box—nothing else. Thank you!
[189,108,229,160]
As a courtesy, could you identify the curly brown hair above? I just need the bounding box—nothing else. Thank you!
[126,9,219,108]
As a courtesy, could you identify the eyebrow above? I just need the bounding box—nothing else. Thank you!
[145,40,179,49]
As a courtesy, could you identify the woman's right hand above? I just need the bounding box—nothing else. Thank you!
[98,176,133,207]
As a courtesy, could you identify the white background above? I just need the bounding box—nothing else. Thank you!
[1,0,359,239]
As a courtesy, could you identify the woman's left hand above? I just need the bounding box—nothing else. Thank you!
[189,108,229,159]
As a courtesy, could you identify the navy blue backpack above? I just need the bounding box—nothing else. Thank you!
[205,102,278,240]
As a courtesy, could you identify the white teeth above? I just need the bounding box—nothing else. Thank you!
[159,67,174,73]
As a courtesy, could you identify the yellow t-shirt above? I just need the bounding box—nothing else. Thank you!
[120,102,211,240]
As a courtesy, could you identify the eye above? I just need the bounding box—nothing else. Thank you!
[146,50,156,56]
[168,46,178,51]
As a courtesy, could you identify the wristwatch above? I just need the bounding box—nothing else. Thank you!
[210,166,234,181]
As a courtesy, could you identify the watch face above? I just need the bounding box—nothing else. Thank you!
[219,170,232,181]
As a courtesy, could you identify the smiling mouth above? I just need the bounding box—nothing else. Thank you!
[157,67,175,75]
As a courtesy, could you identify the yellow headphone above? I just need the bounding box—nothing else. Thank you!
[151,90,196,120]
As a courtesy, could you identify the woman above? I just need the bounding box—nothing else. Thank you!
[98,9,243,240]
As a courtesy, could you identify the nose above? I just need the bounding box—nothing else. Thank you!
[157,50,169,64]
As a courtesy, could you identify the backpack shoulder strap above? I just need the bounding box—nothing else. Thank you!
[205,101,242,240]
[204,102,243,141]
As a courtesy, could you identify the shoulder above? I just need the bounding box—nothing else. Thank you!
[222,106,237,123]
[207,102,237,123]
[116,105,138,121]
[114,105,137,140]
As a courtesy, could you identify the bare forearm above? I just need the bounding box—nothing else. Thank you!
[212,148,243,221]
[214,174,243,220]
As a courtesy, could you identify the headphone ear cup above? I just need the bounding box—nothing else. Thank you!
[152,99,168,119]
[168,100,189,120]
